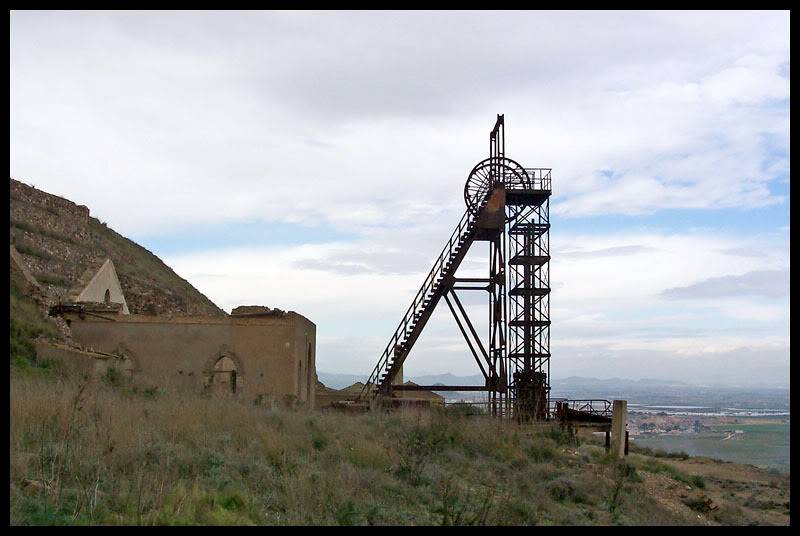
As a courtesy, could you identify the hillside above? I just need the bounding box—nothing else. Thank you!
[10,178,224,317]
[9,371,789,525]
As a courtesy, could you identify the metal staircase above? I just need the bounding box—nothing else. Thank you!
[356,115,556,420]
[357,193,493,402]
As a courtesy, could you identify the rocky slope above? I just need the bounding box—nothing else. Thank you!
[10,178,225,317]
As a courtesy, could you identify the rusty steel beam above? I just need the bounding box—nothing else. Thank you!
[392,385,490,392]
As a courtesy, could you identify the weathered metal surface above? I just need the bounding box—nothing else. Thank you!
[359,116,554,420]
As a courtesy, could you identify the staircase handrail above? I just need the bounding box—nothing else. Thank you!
[358,193,491,401]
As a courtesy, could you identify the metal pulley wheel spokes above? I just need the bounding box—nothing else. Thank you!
[464,156,530,221]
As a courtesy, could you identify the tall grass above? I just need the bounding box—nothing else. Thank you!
[10,278,61,370]
[10,373,711,526]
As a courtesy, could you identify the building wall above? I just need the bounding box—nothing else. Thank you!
[34,341,114,377]
[65,312,316,405]
[293,314,317,409]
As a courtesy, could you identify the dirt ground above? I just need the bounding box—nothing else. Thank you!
[641,456,790,526]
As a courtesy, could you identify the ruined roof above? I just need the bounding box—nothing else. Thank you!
[73,301,124,313]
[341,382,366,393]
[394,381,445,400]
[66,257,110,302]
[231,305,287,317]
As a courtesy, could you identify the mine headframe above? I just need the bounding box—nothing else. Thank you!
[358,115,552,420]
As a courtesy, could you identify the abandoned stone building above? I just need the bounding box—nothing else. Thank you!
[11,178,317,407]
[34,255,317,407]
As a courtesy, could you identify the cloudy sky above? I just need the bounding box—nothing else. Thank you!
[10,11,790,387]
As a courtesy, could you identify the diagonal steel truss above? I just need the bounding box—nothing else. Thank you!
[361,115,552,420]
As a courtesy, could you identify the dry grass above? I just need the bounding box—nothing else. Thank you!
[9,373,783,526]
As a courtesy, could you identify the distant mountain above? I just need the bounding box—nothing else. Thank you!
[316,372,365,390]
[410,373,485,386]
[317,372,694,391]
[316,371,789,410]
[553,376,690,389]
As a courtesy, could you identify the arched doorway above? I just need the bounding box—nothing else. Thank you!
[112,344,138,378]
[210,355,239,395]
[122,355,136,377]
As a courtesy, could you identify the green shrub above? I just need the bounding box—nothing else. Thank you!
[103,366,123,387]
[34,273,71,288]
[527,440,557,463]
[683,494,710,513]
[311,433,329,451]
[433,478,495,525]
[220,492,246,512]
[335,500,359,525]
[544,426,578,447]
[14,243,54,260]
[689,475,706,489]
[396,424,447,485]
[637,458,704,489]
[653,449,690,460]
[547,477,586,503]
[445,403,486,417]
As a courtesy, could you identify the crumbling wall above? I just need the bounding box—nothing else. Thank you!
[65,312,317,405]
[34,341,114,377]
[70,259,130,314]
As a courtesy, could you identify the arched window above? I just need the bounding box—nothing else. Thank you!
[104,289,111,304]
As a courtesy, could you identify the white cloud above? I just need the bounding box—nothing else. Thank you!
[10,11,790,235]
[10,11,790,386]
[164,228,789,384]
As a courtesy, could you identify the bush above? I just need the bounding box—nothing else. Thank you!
[606,459,641,518]
[527,440,557,463]
[335,500,359,525]
[433,478,495,525]
[311,433,328,451]
[10,317,39,364]
[636,458,704,489]
[689,474,706,490]
[544,426,578,447]
[653,449,690,460]
[445,403,486,417]
[683,493,711,513]
[14,243,55,261]
[34,273,71,288]
[547,477,586,503]
[396,424,447,485]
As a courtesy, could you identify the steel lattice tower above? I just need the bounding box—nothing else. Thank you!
[358,115,552,420]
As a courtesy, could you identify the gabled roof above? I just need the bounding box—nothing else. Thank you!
[66,257,130,314]
[66,257,108,302]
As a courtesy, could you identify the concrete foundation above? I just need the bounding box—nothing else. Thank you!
[610,399,628,458]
